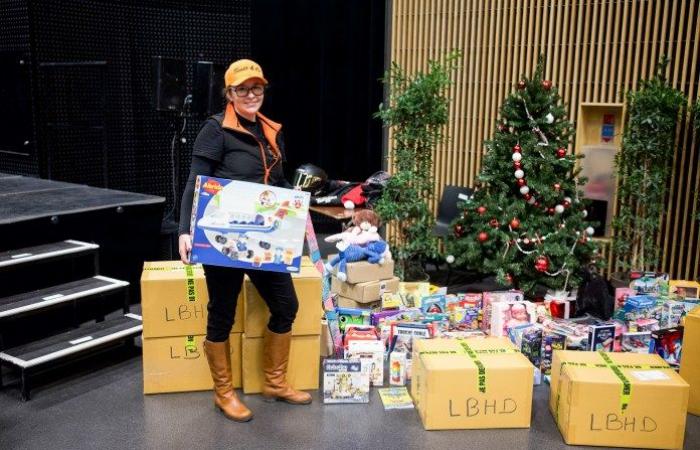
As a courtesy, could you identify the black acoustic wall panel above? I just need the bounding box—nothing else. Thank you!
[0,0,251,218]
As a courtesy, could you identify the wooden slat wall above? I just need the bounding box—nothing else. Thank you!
[388,0,700,280]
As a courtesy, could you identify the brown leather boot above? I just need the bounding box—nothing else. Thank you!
[261,330,312,404]
[204,340,253,422]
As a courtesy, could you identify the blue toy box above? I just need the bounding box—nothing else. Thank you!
[189,176,310,273]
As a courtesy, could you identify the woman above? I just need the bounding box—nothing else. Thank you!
[178,59,311,423]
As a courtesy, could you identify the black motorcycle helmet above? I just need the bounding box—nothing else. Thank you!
[292,163,328,195]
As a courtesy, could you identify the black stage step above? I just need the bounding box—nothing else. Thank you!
[0,275,129,319]
[0,239,98,269]
[0,313,142,369]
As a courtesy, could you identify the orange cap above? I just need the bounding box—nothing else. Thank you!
[224,59,268,87]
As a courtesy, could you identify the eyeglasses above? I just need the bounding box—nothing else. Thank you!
[231,85,266,97]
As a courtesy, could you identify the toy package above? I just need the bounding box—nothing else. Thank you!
[621,331,653,353]
[630,318,660,332]
[489,300,536,337]
[651,326,684,367]
[629,271,669,295]
[389,322,434,354]
[343,326,379,349]
[662,301,686,328]
[190,176,310,272]
[322,359,370,403]
[541,332,567,375]
[380,292,404,310]
[449,306,480,330]
[587,323,616,351]
[389,351,407,386]
[457,292,483,309]
[521,326,543,368]
[335,307,371,333]
[481,290,525,332]
[614,287,635,311]
[377,387,414,409]
[324,311,344,357]
[669,280,700,299]
[346,340,385,386]
[420,294,446,314]
[398,282,431,308]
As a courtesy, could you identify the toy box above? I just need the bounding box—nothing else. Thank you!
[669,280,700,299]
[389,322,434,354]
[661,301,685,328]
[398,282,431,308]
[322,359,370,403]
[335,307,371,332]
[343,326,379,349]
[412,337,533,430]
[189,176,310,273]
[621,331,652,353]
[541,332,567,375]
[550,351,688,449]
[587,323,616,352]
[629,271,669,295]
[614,287,635,311]
[380,292,404,310]
[346,339,385,386]
[651,327,683,367]
[489,300,537,337]
[420,294,446,314]
[481,290,525,333]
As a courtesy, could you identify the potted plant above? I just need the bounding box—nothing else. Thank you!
[374,51,460,281]
[612,57,687,273]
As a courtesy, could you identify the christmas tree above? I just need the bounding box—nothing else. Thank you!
[445,57,599,296]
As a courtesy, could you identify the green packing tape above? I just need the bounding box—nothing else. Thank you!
[185,264,197,302]
[185,335,197,353]
[418,340,520,394]
[598,352,632,413]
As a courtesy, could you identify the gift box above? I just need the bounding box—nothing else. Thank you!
[189,176,310,273]
[322,359,370,403]
[412,337,533,430]
[549,351,689,449]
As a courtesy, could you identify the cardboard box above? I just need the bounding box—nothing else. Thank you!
[143,333,241,394]
[141,261,243,337]
[244,264,323,338]
[681,306,700,415]
[320,319,334,358]
[327,255,395,284]
[331,276,400,303]
[411,337,533,430]
[189,176,310,273]
[241,334,320,394]
[336,295,380,310]
[549,350,689,449]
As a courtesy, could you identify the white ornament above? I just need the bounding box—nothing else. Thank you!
[514,169,525,179]
[527,196,536,205]
[586,226,595,236]
[564,196,572,204]
[446,255,455,264]
[582,209,588,218]
[555,204,565,214]
[512,152,522,162]
[545,113,555,124]
[519,186,530,195]
[343,200,355,210]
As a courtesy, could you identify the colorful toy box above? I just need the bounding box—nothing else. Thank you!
[189,176,310,273]
[549,351,689,449]
[322,359,370,403]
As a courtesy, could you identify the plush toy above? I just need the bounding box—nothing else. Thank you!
[325,240,389,282]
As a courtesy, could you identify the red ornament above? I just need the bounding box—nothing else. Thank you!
[517,178,526,187]
[477,206,487,215]
[489,218,499,228]
[542,80,552,90]
[563,200,571,208]
[553,183,561,191]
[454,224,464,237]
[523,193,532,201]
[556,148,566,158]
[534,201,541,207]
[513,144,522,153]
[517,80,526,90]
[513,161,522,169]
[509,218,520,229]
[547,207,555,215]
[535,255,550,272]
[505,273,514,284]
[478,232,489,243]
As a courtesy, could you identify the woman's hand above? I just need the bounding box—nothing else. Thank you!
[178,234,193,264]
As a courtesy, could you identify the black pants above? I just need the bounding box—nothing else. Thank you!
[202,264,299,342]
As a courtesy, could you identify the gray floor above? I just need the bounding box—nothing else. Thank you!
[1,342,699,450]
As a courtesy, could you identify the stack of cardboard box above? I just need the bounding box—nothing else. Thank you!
[140,261,243,394]
[330,258,399,309]
[141,259,323,395]
[241,258,323,394]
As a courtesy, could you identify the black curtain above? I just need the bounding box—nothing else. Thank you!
[251,0,385,183]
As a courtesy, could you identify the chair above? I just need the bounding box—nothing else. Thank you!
[433,185,474,237]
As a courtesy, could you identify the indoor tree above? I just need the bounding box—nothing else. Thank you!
[612,57,686,271]
[374,51,460,281]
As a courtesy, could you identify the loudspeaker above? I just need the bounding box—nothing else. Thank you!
[584,199,608,237]
[152,56,186,111]
[192,61,225,116]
